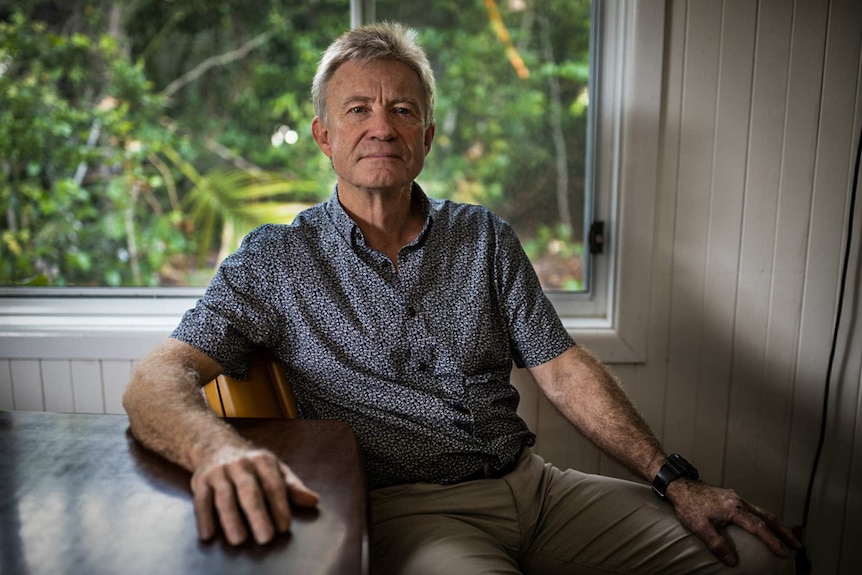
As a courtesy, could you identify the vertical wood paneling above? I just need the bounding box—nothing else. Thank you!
[836,186,862,575]
[693,0,757,485]
[663,0,723,466]
[654,0,862,568]
[724,0,794,508]
[759,0,830,520]
[70,360,104,414]
[840,356,862,572]
[102,360,133,414]
[0,360,13,410]
[41,360,74,412]
[805,0,862,565]
[10,360,43,411]
[789,0,862,543]
[631,0,690,455]
[841,49,862,573]
[613,0,666,363]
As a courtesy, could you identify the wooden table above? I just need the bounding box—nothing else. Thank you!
[0,411,368,575]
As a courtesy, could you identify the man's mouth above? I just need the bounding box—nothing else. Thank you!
[362,153,400,160]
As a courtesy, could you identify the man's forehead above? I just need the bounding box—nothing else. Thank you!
[328,60,425,103]
[331,58,421,85]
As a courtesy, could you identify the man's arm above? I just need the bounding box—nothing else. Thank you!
[528,345,799,566]
[122,338,318,545]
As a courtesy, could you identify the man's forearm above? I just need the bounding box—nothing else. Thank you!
[122,338,249,472]
[530,345,667,482]
[122,338,319,545]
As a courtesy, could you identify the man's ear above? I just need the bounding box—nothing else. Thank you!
[424,122,435,156]
[311,117,332,157]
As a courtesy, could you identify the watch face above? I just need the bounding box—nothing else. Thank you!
[653,455,700,499]
[668,454,699,480]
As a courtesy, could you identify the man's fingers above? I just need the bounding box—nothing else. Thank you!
[192,479,217,541]
[192,468,252,545]
[229,459,278,545]
[283,464,320,508]
[252,456,294,534]
[191,448,316,546]
[211,470,250,545]
[731,504,797,558]
[765,511,801,550]
[690,518,738,567]
[670,480,800,566]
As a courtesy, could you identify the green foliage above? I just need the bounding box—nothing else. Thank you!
[1,0,591,289]
[380,0,592,270]
[522,223,585,291]
[0,3,184,285]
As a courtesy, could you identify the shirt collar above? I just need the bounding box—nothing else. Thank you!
[326,182,435,249]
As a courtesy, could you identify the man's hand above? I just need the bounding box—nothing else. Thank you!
[666,478,800,566]
[191,445,320,545]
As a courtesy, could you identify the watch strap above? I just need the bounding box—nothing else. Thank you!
[652,454,699,499]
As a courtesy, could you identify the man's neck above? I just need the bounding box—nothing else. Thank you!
[337,183,424,267]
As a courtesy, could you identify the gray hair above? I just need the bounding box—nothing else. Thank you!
[311,21,436,128]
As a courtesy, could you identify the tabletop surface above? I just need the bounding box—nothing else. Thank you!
[0,411,368,575]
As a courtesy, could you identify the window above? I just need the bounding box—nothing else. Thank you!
[1,0,593,289]
[0,0,666,361]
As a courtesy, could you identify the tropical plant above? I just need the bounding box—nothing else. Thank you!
[1,0,592,289]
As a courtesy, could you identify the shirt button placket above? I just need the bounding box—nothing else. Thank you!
[401,252,432,377]
[407,303,433,375]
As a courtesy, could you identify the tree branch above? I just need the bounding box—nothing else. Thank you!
[539,14,571,230]
[201,136,265,175]
[160,31,272,99]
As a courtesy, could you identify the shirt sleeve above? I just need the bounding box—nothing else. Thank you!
[493,218,576,369]
[171,225,286,378]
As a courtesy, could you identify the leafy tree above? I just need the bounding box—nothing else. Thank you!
[1,0,591,289]
[379,0,591,288]
[0,3,185,285]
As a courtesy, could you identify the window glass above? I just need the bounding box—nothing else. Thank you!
[1,0,592,292]
[1,0,348,287]
[375,0,593,291]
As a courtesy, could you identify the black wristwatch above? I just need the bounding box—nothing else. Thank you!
[652,454,699,499]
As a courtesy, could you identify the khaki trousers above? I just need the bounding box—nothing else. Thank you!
[370,450,794,575]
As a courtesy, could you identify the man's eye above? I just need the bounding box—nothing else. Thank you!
[395,107,412,115]
[349,106,366,114]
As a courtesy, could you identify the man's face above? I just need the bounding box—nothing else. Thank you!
[311,59,435,196]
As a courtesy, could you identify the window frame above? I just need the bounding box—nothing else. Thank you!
[0,0,664,364]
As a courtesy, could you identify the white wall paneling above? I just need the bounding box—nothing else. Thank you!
[10,360,42,411]
[41,359,74,412]
[102,360,135,414]
[0,360,14,410]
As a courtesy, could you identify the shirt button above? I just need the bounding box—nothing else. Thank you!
[407,306,417,318]
[418,362,428,371]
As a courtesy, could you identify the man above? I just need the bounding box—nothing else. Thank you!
[123,22,799,574]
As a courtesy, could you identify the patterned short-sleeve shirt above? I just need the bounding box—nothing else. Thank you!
[172,183,575,488]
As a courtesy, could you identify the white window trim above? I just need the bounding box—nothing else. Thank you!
[565,0,665,363]
[0,0,664,364]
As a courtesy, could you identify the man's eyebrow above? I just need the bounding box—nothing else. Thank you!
[393,97,421,108]
[339,95,421,107]
[340,96,373,106]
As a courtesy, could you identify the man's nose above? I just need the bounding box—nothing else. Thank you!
[368,110,397,139]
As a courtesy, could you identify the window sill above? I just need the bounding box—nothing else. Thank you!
[0,290,199,360]
[0,291,642,363]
